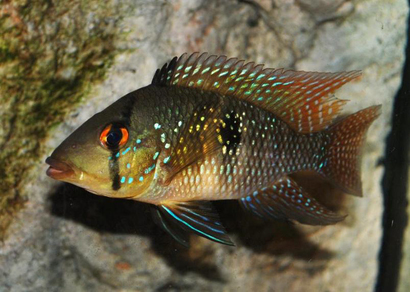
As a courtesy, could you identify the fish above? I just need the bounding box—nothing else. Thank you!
[45,52,381,246]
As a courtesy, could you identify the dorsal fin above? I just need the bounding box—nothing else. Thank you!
[152,52,361,133]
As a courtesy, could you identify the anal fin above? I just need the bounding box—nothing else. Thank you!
[155,201,234,246]
[240,176,345,225]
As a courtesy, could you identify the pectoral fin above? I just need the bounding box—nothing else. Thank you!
[163,102,224,184]
[240,176,345,225]
[154,201,234,246]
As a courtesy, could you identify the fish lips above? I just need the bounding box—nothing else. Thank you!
[45,157,75,180]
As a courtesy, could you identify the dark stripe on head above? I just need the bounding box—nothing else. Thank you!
[110,150,121,191]
[109,95,137,191]
[121,94,138,127]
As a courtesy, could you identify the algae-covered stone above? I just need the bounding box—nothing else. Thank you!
[0,0,126,237]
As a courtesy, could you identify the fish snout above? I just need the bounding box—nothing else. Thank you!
[45,156,74,180]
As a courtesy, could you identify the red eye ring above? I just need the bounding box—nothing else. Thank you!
[100,124,129,149]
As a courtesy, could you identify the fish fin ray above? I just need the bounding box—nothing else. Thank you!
[240,176,345,225]
[163,102,224,182]
[153,52,361,133]
[151,207,190,247]
[157,201,234,246]
[319,105,381,196]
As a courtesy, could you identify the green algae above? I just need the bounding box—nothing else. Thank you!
[0,0,126,238]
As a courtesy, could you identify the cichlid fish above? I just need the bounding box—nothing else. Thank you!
[46,53,381,246]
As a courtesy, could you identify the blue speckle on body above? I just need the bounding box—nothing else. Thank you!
[122,147,131,155]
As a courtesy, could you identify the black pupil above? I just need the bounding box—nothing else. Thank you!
[106,127,122,147]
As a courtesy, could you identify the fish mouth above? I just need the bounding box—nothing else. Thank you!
[45,157,75,180]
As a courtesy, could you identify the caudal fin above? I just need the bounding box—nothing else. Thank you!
[321,105,381,196]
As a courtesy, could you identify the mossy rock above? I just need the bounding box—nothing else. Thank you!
[0,0,127,238]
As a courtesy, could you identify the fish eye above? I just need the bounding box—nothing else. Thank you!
[100,123,129,149]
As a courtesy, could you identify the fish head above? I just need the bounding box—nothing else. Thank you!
[46,96,159,199]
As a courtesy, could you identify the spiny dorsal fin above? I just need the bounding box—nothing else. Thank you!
[152,52,361,133]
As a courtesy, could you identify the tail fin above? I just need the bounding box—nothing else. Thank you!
[320,105,381,196]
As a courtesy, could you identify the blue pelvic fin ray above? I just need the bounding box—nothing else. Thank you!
[151,207,189,247]
[156,201,234,246]
[240,176,346,225]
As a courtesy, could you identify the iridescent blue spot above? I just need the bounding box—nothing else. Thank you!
[139,176,144,182]
[268,76,277,81]
[163,156,170,164]
[127,163,131,169]
[257,97,263,101]
[145,164,156,174]
[108,156,112,160]
[136,139,141,144]
[256,74,266,81]
[219,71,229,77]
[283,81,294,86]
[253,191,258,196]
[120,176,126,183]
[272,82,282,87]
[298,194,303,198]
[115,152,120,158]
[153,152,160,160]
[133,146,137,152]
[122,147,131,155]
[154,123,161,129]
[211,68,220,75]
[128,177,134,184]
[246,196,252,202]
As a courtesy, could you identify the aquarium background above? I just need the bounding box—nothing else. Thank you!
[0,0,408,291]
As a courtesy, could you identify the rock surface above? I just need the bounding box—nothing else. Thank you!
[399,167,410,292]
[0,0,408,291]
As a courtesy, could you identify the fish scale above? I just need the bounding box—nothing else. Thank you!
[46,52,381,246]
[150,87,326,202]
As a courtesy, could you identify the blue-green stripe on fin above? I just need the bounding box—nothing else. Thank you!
[150,207,189,247]
[156,201,234,246]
